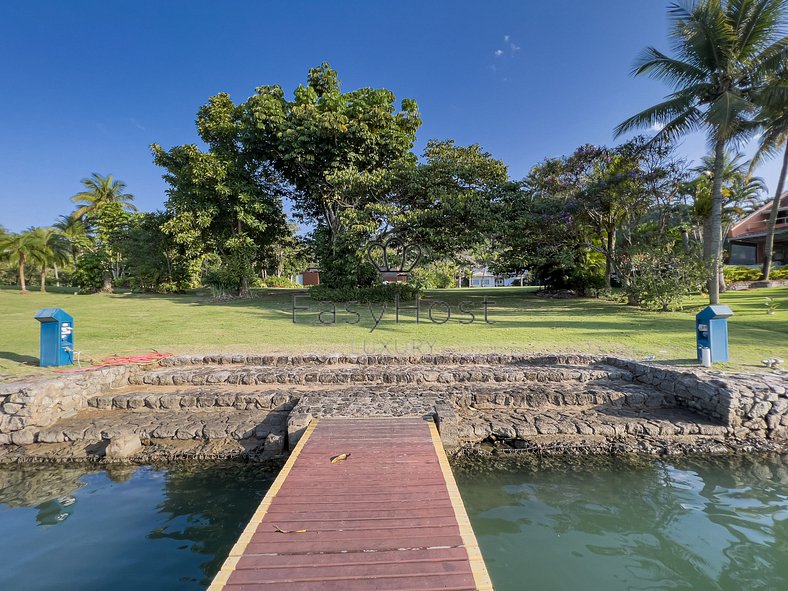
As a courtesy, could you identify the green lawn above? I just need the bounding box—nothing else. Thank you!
[1,285,786,377]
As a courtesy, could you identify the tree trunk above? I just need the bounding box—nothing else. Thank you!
[101,271,114,293]
[40,267,47,293]
[18,255,27,292]
[708,138,725,305]
[604,230,615,289]
[54,263,60,287]
[238,275,251,298]
[762,141,788,280]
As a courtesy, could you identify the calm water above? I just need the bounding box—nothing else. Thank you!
[0,463,273,591]
[457,455,788,591]
[1,457,788,590]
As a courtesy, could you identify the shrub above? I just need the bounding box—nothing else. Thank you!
[309,282,422,303]
[723,265,763,282]
[72,251,108,291]
[770,267,788,280]
[410,261,459,289]
[627,249,706,311]
[261,275,300,288]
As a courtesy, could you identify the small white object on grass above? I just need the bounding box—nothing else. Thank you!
[762,358,784,369]
[643,355,656,361]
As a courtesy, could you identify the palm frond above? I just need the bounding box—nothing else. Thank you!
[705,90,758,137]
[729,0,787,58]
[632,47,708,87]
[614,90,699,137]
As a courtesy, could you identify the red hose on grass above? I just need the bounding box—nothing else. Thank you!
[53,351,173,373]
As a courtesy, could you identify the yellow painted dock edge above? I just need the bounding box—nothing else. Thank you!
[429,420,495,591]
[207,419,319,591]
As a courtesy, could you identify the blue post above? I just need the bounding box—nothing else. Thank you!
[34,308,74,367]
[695,305,733,364]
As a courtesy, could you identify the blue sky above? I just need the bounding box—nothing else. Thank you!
[0,0,782,232]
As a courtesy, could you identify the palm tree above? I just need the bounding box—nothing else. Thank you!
[71,173,136,220]
[615,0,787,304]
[54,214,90,264]
[0,230,45,292]
[29,227,71,292]
[750,75,788,279]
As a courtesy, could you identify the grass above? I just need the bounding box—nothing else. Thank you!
[0,285,786,378]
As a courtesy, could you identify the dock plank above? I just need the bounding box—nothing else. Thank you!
[209,417,494,590]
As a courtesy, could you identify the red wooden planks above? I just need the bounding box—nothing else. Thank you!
[210,417,493,591]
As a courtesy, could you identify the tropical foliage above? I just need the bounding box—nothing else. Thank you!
[6,6,787,313]
[616,0,787,304]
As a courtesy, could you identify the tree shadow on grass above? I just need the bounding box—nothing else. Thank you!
[0,352,39,366]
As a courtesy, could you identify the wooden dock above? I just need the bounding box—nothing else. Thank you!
[209,417,493,591]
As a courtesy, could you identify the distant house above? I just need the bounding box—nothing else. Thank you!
[295,264,320,287]
[469,267,530,287]
[728,193,788,266]
[470,267,496,287]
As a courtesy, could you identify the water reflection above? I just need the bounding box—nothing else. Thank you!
[0,462,273,591]
[457,455,788,591]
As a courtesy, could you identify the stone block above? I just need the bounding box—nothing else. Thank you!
[10,428,36,445]
[287,413,313,450]
[105,433,143,459]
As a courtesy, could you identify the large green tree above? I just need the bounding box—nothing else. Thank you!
[240,63,421,286]
[152,93,288,296]
[616,0,787,304]
[394,140,510,262]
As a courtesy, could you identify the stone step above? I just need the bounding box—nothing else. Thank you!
[87,387,299,412]
[456,406,730,443]
[87,378,663,416]
[130,364,631,387]
[33,408,288,445]
[157,353,605,368]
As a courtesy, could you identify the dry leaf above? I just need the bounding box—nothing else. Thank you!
[330,453,351,464]
[273,524,307,534]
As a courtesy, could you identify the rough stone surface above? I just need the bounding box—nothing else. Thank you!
[1,354,786,462]
[105,433,143,459]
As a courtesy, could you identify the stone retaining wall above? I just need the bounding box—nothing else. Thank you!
[1,354,787,452]
[605,358,788,440]
[0,366,135,445]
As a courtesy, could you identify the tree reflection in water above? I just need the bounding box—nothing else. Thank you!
[147,463,273,585]
[0,461,274,590]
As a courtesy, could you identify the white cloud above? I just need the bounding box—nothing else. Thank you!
[651,122,665,132]
[510,43,520,52]
[494,49,504,56]
[504,34,510,42]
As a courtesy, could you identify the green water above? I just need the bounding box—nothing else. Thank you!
[0,463,273,591]
[457,455,788,591]
[1,457,787,590]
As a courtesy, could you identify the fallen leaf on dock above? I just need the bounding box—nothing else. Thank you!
[330,453,351,464]
[273,524,307,534]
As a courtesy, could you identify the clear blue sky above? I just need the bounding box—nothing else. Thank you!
[0,0,782,232]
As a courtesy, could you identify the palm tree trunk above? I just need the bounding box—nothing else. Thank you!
[604,230,615,289]
[762,141,788,280]
[40,267,47,293]
[18,255,27,292]
[54,263,60,287]
[708,138,725,305]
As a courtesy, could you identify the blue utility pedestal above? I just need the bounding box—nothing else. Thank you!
[696,305,733,364]
[34,308,74,367]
